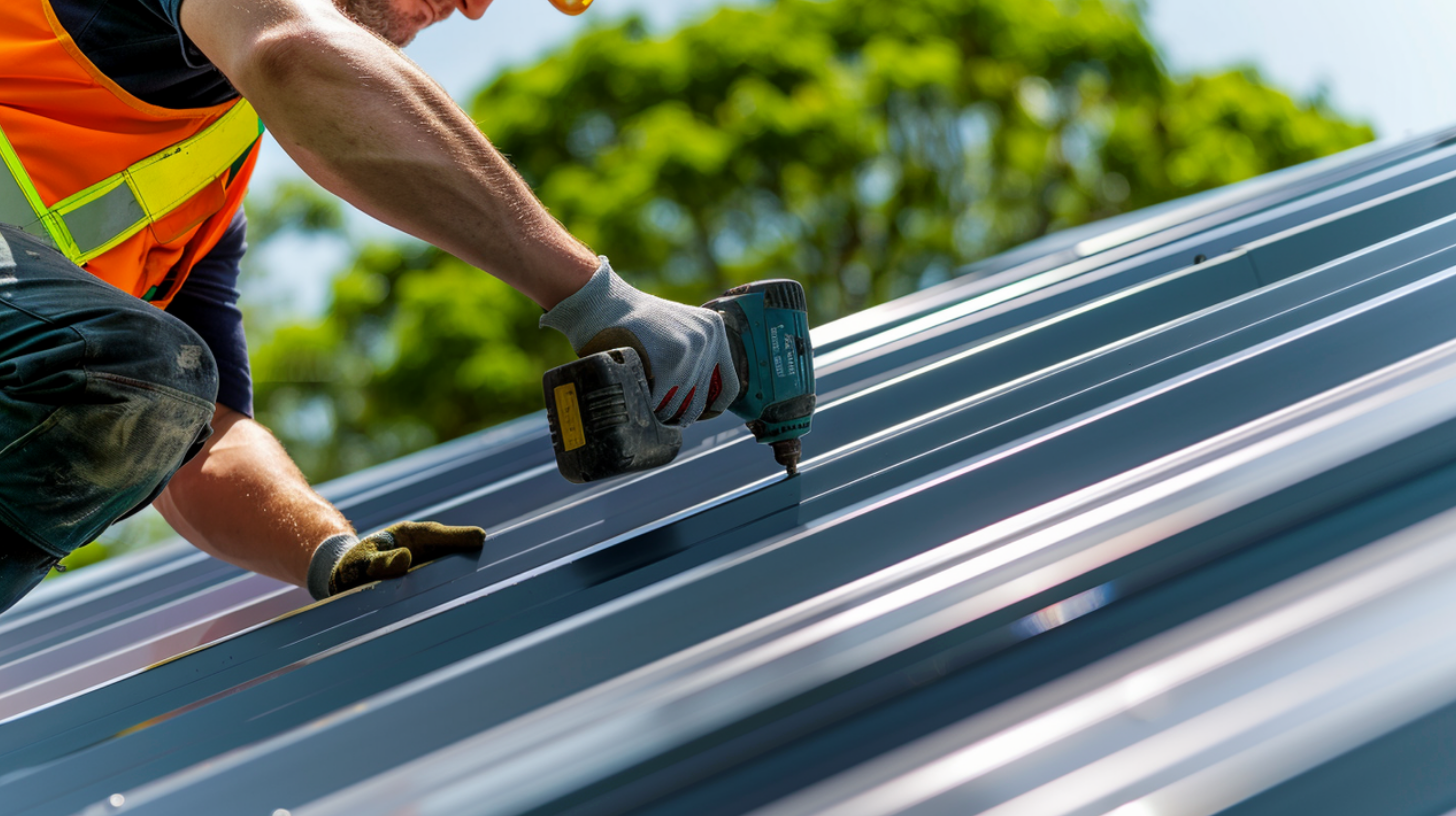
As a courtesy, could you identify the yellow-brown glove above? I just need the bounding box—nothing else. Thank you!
[307,521,486,600]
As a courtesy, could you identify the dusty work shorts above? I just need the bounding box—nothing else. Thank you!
[0,223,219,615]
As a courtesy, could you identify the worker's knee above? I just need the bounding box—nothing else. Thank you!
[0,365,216,556]
[0,304,219,555]
[74,304,220,502]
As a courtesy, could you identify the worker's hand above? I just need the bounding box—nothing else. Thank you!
[540,257,740,426]
[306,521,487,600]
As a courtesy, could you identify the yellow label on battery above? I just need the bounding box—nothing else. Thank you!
[554,383,587,451]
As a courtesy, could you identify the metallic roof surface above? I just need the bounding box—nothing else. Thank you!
[6,128,1456,816]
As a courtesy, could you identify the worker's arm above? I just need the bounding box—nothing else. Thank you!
[181,0,737,426]
[156,405,483,595]
[178,0,597,310]
[155,405,349,584]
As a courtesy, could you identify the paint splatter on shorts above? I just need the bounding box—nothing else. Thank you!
[0,224,218,613]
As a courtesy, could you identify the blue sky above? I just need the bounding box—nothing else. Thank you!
[1146,0,1456,140]
[247,0,1456,317]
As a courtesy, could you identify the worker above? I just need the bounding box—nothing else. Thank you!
[0,0,739,615]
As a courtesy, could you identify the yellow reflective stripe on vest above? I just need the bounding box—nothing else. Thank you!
[0,100,262,264]
[0,126,63,248]
[53,175,143,259]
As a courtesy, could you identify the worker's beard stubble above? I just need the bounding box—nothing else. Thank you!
[332,0,420,46]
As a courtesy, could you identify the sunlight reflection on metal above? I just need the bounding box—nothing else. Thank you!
[1011,583,1116,639]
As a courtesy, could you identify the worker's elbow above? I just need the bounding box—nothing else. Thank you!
[235,25,340,99]
[226,1,385,110]
[183,0,354,99]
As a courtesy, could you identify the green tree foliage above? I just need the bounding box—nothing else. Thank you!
[249,240,573,477]
[251,0,1373,482]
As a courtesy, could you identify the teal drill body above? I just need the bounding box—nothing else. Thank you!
[704,280,816,474]
[544,279,815,483]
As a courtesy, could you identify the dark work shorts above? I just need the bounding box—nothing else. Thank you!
[0,224,219,614]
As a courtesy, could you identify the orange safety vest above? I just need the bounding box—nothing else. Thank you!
[0,0,262,309]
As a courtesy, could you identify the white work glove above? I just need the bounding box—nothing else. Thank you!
[540,257,739,426]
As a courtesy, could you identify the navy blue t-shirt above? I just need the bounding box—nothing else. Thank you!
[50,0,254,416]
[51,0,238,109]
[166,210,254,417]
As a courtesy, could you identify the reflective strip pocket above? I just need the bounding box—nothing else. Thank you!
[0,101,262,265]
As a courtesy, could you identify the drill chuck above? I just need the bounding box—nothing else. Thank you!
[772,439,801,477]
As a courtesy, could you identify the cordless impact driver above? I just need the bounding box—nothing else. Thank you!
[544,280,815,483]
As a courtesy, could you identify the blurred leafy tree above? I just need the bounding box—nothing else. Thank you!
[246,178,346,242]
[250,0,1373,482]
[248,239,572,477]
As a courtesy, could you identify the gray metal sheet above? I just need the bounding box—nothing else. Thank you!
[7,139,1434,695]
[6,133,1456,816]
[15,132,1454,689]
[1,196,1427,766]
[26,127,1449,632]
[8,192,1456,809]
[585,427,1456,816]
[302,335,1456,816]
[750,502,1456,816]
[0,577,305,721]
[42,231,1456,816]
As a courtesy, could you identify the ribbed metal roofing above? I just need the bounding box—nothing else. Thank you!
[6,126,1456,816]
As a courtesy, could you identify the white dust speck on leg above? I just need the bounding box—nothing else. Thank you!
[176,345,203,372]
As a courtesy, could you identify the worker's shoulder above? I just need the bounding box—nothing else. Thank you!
[50,0,239,109]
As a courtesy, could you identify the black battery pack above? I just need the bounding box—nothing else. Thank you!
[543,348,683,483]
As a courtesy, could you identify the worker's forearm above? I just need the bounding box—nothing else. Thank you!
[155,406,352,586]
[182,0,598,309]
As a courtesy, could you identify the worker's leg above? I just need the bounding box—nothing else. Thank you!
[0,224,219,615]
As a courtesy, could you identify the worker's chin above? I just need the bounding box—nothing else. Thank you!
[383,15,429,47]
[334,0,418,46]
[386,17,427,46]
